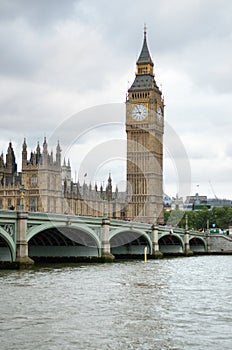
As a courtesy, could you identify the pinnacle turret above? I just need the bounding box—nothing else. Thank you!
[36,141,41,154]
[22,138,27,151]
[43,137,48,154]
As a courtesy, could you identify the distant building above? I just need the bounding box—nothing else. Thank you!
[167,192,232,212]
[163,194,172,210]
[185,193,209,210]
[171,194,184,211]
[207,198,232,208]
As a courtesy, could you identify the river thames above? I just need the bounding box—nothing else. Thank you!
[0,255,231,350]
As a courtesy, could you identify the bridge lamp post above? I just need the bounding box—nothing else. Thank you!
[185,214,188,231]
[184,213,193,256]
[19,185,26,211]
[206,218,211,252]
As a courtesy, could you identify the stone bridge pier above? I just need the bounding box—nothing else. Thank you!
[151,223,163,258]
[16,212,34,267]
[184,230,193,256]
[101,218,115,261]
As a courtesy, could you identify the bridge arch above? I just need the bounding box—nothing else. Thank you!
[27,222,101,259]
[110,228,152,255]
[158,232,184,254]
[0,227,15,261]
[189,236,206,252]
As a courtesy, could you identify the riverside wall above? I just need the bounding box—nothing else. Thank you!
[209,234,232,253]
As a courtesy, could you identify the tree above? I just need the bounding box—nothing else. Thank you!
[163,206,232,230]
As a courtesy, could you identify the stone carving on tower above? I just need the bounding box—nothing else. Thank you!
[126,27,164,223]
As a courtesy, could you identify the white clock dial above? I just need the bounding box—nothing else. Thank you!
[157,106,163,122]
[132,104,147,121]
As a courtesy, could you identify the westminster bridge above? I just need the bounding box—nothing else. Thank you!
[1,210,232,265]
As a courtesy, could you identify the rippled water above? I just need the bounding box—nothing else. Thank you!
[0,256,232,350]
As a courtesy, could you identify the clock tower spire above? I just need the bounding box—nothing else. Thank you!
[136,24,154,70]
[126,28,164,224]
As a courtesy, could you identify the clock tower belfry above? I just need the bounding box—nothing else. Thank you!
[126,28,164,223]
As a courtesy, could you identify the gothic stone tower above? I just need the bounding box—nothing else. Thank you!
[126,29,164,223]
[21,138,62,213]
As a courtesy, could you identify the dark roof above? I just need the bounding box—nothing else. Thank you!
[136,33,153,66]
[128,74,159,92]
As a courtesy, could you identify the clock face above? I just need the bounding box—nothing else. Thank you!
[132,104,147,121]
[157,106,163,122]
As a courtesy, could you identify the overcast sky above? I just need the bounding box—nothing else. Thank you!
[0,0,232,200]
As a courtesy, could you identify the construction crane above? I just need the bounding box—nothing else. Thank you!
[208,181,218,199]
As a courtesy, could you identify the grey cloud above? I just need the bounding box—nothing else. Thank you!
[0,0,77,27]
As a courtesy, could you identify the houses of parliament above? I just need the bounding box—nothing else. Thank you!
[0,29,164,223]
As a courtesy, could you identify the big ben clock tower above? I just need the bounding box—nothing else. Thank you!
[126,27,164,223]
